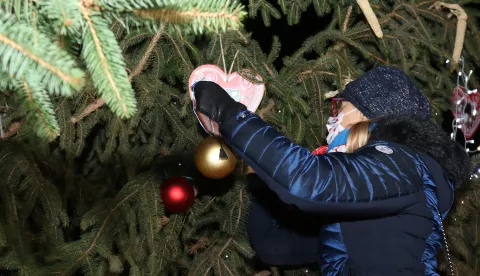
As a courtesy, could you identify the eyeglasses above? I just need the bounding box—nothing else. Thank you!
[330,97,345,117]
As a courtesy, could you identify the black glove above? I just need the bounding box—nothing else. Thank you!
[192,81,246,124]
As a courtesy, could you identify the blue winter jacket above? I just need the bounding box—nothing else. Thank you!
[219,110,470,275]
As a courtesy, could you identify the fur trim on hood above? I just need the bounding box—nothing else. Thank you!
[369,117,471,186]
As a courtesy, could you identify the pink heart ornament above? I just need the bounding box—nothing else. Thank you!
[451,85,480,139]
[189,64,265,135]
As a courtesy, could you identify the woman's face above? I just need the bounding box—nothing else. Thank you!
[339,101,366,128]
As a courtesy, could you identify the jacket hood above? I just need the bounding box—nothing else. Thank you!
[368,117,471,187]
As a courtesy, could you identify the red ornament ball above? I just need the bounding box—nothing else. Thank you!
[160,176,195,213]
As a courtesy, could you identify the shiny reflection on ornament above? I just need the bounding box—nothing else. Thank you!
[169,187,186,201]
[195,136,237,179]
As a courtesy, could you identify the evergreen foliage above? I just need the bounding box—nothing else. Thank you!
[0,0,246,141]
[0,0,479,275]
[440,155,480,275]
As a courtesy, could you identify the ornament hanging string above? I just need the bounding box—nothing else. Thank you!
[191,35,240,135]
[219,35,228,74]
[228,50,240,77]
[192,36,241,160]
[219,35,240,82]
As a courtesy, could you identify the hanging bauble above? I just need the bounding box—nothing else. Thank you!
[160,176,195,213]
[194,136,237,179]
[189,64,265,135]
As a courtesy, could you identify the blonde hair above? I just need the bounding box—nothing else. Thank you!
[346,121,371,153]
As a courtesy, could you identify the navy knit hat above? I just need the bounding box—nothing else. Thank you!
[340,66,431,120]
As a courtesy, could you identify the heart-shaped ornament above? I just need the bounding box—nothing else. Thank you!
[451,85,480,139]
[189,64,265,135]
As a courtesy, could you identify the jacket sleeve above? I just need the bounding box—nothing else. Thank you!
[220,111,426,217]
[248,200,319,266]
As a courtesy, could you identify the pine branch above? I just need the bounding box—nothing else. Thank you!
[248,0,281,27]
[0,0,34,21]
[0,141,68,257]
[70,98,105,124]
[97,0,247,34]
[278,0,310,26]
[258,99,275,119]
[165,31,192,69]
[80,5,137,119]
[0,251,22,272]
[0,10,84,96]
[0,120,21,139]
[133,7,240,25]
[99,117,124,162]
[53,172,159,275]
[342,5,353,33]
[189,237,210,254]
[38,0,84,37]
[129,24,165,80]
[160,103,200,146]
[142,105,165,165]
[55,100,78,161]
[71,24,164,124]
[92,0,160,11]
[12,78,60,141]
[173,24,201,63]
[0,221,6,248]
[189,186,249,275]
[266,35,281,64]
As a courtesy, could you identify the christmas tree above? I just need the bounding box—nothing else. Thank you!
[437,59,480,275]
[1,0,479,275]
[440,154,480,275]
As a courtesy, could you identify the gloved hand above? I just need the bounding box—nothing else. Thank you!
[192,81,247,124]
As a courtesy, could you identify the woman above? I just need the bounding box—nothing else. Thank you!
[192,66,470,275]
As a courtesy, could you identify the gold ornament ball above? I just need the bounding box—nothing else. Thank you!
[195,136,237,179]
